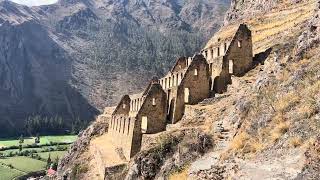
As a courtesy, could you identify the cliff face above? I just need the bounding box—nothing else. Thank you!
[0,0,230,136]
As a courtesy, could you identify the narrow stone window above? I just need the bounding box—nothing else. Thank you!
[110,117,113,130]
[184,88,190,103]
[119,117,122,133]
[224,43,227,53]
[205,50,208,58]
[211,49,214,58]
[169,77,171,88]
[123,120,126,134]
[238,40,242,48]
[141,116,148,133]
[229,60,234,74]
[122,103,126,109]
[152,98,156,106]
[217,47,220,56]
[165,78,167,89]
[194,68,198,76]
[176,74,179,85]
[116,118,118,131]
[127,118,130,135]
[172,75,175,86]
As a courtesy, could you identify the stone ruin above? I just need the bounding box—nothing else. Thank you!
[107,23,253,161]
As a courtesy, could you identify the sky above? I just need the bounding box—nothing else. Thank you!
[10,0,58,6]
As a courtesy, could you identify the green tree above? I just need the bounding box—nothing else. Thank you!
[47,154,52,169]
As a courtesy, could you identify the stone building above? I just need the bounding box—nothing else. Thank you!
[109,78,167,159]
[107,23,253,161]
[201,23,253,94]
[159,54,210,123]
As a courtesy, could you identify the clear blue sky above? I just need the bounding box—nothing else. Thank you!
[10,0,58,6]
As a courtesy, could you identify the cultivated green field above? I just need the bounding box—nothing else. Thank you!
[1,145,69,155]
[0,156,46,172]
[0,165,24,180]
[0,135,75,180]
[0,135,77,147]
[37,151,67,160]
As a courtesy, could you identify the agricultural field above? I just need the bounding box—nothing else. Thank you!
[0,135,76,180]
[0,156,46,172]
[37,151,67,160]
[0,165,24,180]
[0,145,69,156]
[0,135,76,147]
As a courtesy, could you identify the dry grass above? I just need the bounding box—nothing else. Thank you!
[275,92,300,113]
[270,122,289,142]
[169,165,190,180]
[288,137,303,148]
[230,132,249,151]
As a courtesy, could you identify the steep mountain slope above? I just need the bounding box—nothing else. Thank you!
[0,1,98,136]
[0,0,230,136]
[57,0,320,179]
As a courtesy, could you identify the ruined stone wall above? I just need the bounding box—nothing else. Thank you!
[225,24,253,76]
[136,83,167,134]
[108,115,140,160]
[171,57,191,72]
[129,94,144,117]
[112,95,131,116]
[172,54,210,123]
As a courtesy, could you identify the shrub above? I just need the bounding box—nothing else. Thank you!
[230,132,249,151]
[270,122,289,142]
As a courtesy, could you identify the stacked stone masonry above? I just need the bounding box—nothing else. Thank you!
[107,23,253,161]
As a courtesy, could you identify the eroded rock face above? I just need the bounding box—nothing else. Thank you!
[295,137,320,179]
[295,1,320,59]
[125,130,213,180]
[224,0,280,24]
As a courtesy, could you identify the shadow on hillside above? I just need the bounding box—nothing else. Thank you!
[253,48,273,66]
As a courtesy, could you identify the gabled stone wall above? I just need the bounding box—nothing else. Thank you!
[109,81,167,159]
[225,24,253,76]
[137,83,167,134]
[173,54,210,123]
[202,24,253,93]
[112,95,131,116]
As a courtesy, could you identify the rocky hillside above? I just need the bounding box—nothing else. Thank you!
[57,0,320,179]
[0,0,230,136]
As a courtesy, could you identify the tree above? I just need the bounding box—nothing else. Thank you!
[35,133,40,144]
[19,144,22,152]
[47,154,52,169]
[52,156,59,170]
[19,135,24,144]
